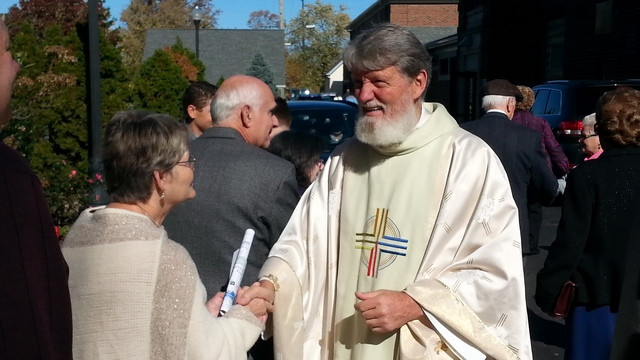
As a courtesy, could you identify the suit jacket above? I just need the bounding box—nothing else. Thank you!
[0,143,72,359]
[512,110,570,177]
[164,127,299,297]
[461,112,558,251]
[536,147,640,314]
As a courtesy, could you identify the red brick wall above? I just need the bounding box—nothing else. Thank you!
[390,4,458,27]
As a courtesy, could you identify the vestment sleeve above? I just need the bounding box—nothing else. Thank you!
[403,138,531,359]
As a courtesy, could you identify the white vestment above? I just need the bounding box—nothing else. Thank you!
[260,103,532,360]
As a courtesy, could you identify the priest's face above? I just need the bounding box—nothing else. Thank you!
[352,66,426,147]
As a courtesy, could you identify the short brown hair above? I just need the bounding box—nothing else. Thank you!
[103,110,188,203]
[595,88,640,148]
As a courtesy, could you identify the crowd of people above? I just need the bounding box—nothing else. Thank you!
[2,18,640,360]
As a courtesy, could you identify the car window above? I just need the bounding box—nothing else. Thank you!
[289,106,358,156]
[531,89,550,115]
[544,89,562,115]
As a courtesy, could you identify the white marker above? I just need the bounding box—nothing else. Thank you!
[219,229,255,315]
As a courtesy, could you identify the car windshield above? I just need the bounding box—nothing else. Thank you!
[289,105,358,157]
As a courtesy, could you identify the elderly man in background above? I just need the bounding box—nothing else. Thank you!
[164,74,299,360]
[0,18,72,359]
[462,79,559,256]
[246,24,532,359]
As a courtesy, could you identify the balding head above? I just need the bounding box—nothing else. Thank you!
[211,75,278,148]
[0,19,20,127]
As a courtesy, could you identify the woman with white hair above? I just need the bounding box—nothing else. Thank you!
[579,112,603,161]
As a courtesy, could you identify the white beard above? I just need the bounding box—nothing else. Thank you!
[355,99,419,148]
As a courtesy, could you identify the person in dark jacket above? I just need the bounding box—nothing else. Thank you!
[536,87,640,360]
[0,18,72,359]
[461,79,559,256]
[512,85,570,254]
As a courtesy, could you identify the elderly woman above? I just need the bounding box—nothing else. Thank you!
[579,112,603,161]
[536,88,640,360]
[62,111,270,359]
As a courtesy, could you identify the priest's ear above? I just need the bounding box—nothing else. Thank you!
[411,70,428,101]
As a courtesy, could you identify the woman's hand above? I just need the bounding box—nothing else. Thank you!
[205,291,225,317]
[236,282,275,323]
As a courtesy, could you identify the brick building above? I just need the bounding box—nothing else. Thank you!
[345,0,459,104]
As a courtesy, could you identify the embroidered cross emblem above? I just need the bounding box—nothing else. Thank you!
[355,208,408,277]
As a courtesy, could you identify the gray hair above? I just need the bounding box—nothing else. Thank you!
[211,80,263,125]
[103,110,188,203]
[343,23,432,91]
[583,112,596,128]
[482,95,511,111]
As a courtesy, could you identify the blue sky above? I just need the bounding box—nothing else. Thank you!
[1,1,376,29]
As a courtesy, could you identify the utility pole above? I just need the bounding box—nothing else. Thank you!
[279,0,285,29]
[87,0,108,205]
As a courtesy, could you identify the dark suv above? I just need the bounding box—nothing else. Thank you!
[287,100,359,159]
[531,80,640,165]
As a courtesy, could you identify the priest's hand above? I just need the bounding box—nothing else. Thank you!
[354,290,425,333]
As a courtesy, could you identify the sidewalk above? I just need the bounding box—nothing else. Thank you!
[525,205,565,359]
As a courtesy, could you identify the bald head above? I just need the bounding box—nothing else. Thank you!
[0,19,20,127]
[211,75,278,147]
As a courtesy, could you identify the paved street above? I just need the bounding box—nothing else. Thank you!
[525,205,566,359]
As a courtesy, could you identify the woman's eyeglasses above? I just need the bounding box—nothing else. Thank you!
[176,154,196,170]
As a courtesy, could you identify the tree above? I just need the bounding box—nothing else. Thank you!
[247,10,280,29]
[2,0,130,228]
[119,0,220,69]
[246,53,276,94]
[132,41,203,117]
[285,0,350,92]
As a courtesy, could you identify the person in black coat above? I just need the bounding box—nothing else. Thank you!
[461,79,559,255]
[536,88,640,360]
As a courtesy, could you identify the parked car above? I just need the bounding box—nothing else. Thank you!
[532,80,640,165]
[287,100,359,159]
[297,93,341,101]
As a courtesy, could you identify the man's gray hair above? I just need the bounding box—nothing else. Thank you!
[343,23,432,89]
[211,80,263,125]
[482,95,511,111]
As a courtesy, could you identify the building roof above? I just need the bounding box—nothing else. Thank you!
[407,26,457,44]
[144,29,286,86]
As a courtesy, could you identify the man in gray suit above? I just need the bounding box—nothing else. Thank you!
[165,75,299,300]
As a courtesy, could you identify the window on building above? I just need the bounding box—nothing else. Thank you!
[439,58,451,80]
[595,1,613,35]
[546,19,565,80]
